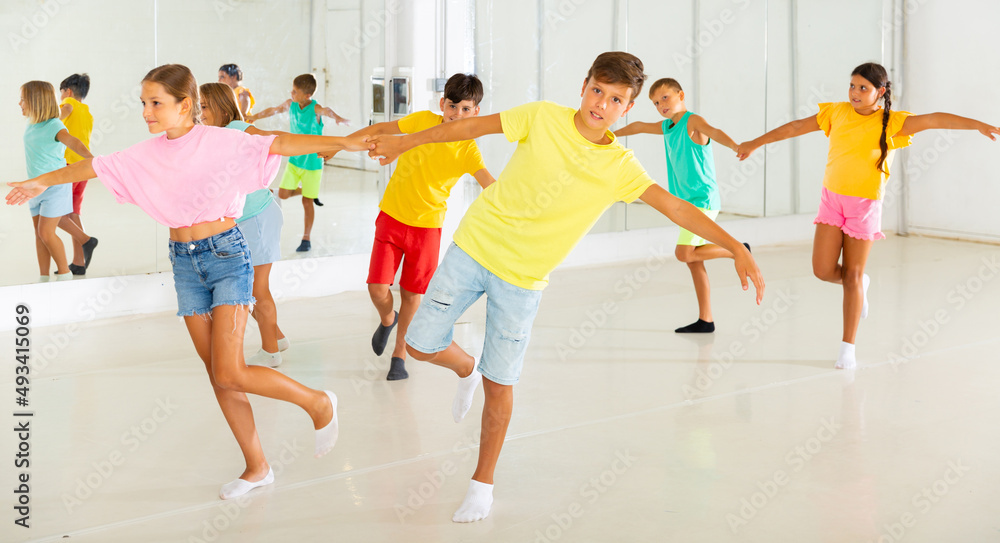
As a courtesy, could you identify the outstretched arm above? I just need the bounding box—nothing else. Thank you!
[737,115,820,160]
[688,115,739,153]
[6,159,96,205]
[268,133,369,158]
[247,99,291,123]
[472,168,496,190]
[614,121,663,138]
[55,129,93,160]
[639,184,764,304]
[346,120,403,140]
[59,102,73,121]
[368,114,503,165]
[896,113,999,140]
[315,103,350,126]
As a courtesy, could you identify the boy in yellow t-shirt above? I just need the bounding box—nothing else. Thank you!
[58,73,98,274]
[348,74,495,381]
[369,52,764,524]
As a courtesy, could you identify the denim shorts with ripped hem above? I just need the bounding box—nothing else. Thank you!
[169,226,255,317]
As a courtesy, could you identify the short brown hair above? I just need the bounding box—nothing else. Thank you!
[142,64,200,123]
[585,52,647,103]
[293,74,317,95]
[444,73,484,105]
[648,78,683,99]
[21,81,60,124]
[199,82,243,126]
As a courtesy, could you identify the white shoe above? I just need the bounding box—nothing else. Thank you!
[247,349,282,367]
[277,337,290,352]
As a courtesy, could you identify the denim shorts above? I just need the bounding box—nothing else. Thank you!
[237,199,283,266]
[29,184,72,218]
[168,226,255,317]
[405,243,544,386]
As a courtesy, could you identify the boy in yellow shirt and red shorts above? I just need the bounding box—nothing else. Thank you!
[351,74,495,380]
[369,52,764,523]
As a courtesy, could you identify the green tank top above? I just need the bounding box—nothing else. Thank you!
[288,99,323,170]
[661,112,720,210]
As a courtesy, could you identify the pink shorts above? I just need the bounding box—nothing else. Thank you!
[813,187,885,241]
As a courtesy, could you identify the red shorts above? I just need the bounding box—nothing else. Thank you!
[367,211,442,294]
[71,180,88,215]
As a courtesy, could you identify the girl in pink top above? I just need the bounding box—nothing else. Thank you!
[7,64,368,500]
[738,62,998,370]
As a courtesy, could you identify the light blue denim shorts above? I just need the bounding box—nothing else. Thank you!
[237,199,283,266]
[29,184,72,218]
[168,226,255,317]
[405,243,543,386]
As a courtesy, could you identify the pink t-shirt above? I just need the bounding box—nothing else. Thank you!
[91,124,280,228]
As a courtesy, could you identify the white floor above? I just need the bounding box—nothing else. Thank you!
[4,235,1000,542]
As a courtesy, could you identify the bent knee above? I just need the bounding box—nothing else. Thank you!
[675,246,695,263]
[212,370,248,392]
[405,343,433,361]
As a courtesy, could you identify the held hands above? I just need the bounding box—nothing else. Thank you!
[367,135,406,166]
[733,247,765,305]
[735,141,760,161]
[6,180,44,206]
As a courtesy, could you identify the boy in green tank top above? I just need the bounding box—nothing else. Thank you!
[251,74,349,252]
[616,78,748,333]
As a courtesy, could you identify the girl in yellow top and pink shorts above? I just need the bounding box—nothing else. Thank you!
[738,62,999,370]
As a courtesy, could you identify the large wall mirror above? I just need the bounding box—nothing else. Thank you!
[1,0,894,289]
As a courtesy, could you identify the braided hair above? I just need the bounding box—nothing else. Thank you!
[851,62,892,174]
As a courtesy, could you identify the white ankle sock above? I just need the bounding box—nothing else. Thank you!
[38,275,50,283]
[219,467,274,500]
[453,366,482,423]
[247,348,282,367]
[861,273,871,319]
[277,337,290,352]
[55,272,73,281]
[835,341,856,370]
[452,479,493,523]
[315,391,339,458]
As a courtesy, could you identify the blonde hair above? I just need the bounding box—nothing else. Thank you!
[199,82,243,127]
[142,64,200,123]
[21,81,60,124]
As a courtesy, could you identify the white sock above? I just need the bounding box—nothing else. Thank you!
[861,273,871,319]
[277,337,290,352]
[452,480,493,523]
[38,275,50,283]
[835,341,856,370]
[247,348,282,367]
[453,366,482,423]
[219,467,274,500]
[315,391,339,458]
[55,272,73,281]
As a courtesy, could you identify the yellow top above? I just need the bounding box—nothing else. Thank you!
[453,101,655,290]
[817,102,913,200]
[235,86,255,115]
[61,97,93,164]
[379,111,486,228]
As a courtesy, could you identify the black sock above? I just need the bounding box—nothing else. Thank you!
[387,357,409,381]
[313,197,324,206]
[82,237,98,268]
[675,319,715,333]
[371,311,398,356]
[743,242,751,253]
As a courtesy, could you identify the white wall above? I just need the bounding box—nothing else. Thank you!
[903,0,1000,241]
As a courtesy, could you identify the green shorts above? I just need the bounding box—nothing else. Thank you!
[677,208,720,246]
[279,163,322,199]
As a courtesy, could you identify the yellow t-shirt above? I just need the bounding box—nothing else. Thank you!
[817,102,912,200]
[61,97,93,164]
[379,111,486,228]
[453,101,655,290]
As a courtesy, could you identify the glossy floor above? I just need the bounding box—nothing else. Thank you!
[4,235,999,542]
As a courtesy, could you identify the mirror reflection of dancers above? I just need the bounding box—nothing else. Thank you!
[7,65,370,500]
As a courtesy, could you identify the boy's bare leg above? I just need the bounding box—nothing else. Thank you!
[674,245,718,332]
[688,261,713,322]
[453,377,511,522]
[302,196,314,241]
